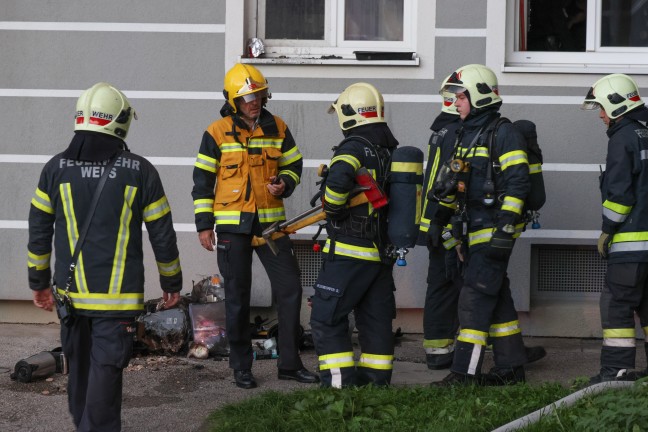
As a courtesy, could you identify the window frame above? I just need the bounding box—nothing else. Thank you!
[505,0,648,73]
[245,0,416,59]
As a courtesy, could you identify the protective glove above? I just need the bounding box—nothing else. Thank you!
[431,205,455,228]
[427,224,443,249]
[486,229,514,261]
[323,199,350,221]
[597,232,610,259]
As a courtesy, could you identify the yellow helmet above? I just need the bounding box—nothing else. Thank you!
[223,63,270,113]
[581,73,644,119]
[328,82,385,130]
[74,82,136,139]
[440,74,459,115]
[441,64,502,110]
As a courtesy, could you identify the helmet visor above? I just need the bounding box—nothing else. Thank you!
[240,89,269,103]
[581,87,600,110]
[581,101,601,111]
[441,85,467,95]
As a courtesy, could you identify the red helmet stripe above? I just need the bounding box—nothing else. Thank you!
[89,117,112,126]
[630,95,641,102]
[360,111,378,118]
[75,117,84,124]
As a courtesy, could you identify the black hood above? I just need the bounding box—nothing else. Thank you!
[430,112,460,132]
[342,123,399,149]
[61,131,126,162]
[626,104,648,123]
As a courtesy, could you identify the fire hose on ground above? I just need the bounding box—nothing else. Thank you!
[491,380,635,432]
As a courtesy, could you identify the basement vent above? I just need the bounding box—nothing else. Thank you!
[294,241,323,288]
[535,245,606,293]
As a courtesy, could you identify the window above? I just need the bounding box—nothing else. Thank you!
[245,0,415,60]
[507,0,648,71]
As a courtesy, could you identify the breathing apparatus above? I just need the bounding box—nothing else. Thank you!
[10,348,67,383]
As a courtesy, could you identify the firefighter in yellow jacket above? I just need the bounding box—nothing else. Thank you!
[192,64,318,389]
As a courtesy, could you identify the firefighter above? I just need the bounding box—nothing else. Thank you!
[418,76,463,370]
[28,82,183,431]
[581,73,648,383]
[310,83,399,388]
[431,64,533,386]
[421,76,547,372]
[192,63,318,389]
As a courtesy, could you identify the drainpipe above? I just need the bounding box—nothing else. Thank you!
[491,381,634,432]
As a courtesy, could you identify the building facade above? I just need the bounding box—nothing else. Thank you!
[2,0,646,337]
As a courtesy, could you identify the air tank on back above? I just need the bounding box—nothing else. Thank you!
[387,146,424,266]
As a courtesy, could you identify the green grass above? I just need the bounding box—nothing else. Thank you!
[204,382,571,432]
[204,380,648,432]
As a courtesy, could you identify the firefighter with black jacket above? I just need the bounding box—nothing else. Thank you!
[192,64,318,389]
[432,64,533,386]
[310,83,399,388]
[421,74,547,374]
[418,77,463,370]
[582,73,648,383]
[27,82,182,431]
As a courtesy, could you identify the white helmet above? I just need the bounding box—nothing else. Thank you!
[440,74,459,115]
[581,74,644,119]
[75,82,136,139]
[441,64,502,110]
[328,82,385,130]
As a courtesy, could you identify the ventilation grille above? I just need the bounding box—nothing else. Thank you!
[294,242,323,288]
[535,245,606,293]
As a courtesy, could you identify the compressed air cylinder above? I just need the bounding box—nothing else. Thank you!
[387,146,424,265]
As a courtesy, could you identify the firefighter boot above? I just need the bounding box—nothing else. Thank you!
[431,372,481,387]
[525,345,547,364]
[426,352,454,370]
[481,365,526,386]
[588,366,628,385]
[590,366,648,384]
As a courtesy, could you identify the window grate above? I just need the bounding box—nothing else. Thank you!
[535,245,606,293]
[294,242,323,288]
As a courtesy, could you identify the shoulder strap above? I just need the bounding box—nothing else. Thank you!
[65,152,121,292]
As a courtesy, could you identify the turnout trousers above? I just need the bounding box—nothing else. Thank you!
[310,256,396,388]
[600,262,648,369]
[216,232,304,371]
[423,245,462,355]
[61,315,136,432]
[451,244,527,376]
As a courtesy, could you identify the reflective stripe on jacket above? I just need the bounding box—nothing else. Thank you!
[455,111,529,244]
[27,150,182,315]
[192,109,302,234]
[602,117,648,262]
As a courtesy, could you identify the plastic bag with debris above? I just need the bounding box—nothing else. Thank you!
[136,297,190,354]
[191,274,224,303]
[188,302,229,357]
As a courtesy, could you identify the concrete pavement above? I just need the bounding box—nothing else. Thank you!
[1,323,641,432]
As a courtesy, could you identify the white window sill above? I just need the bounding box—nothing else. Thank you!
[504,63,648,75]
[239,56,420,67]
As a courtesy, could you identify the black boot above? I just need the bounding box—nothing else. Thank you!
[426,352,454,370]
[233,369,257,389]
[431,372,480,387]
[481,365,525,386]
[589,366,648,384]
[525,346,547,364]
